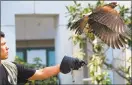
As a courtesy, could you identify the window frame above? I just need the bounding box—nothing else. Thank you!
[16,47,55,66]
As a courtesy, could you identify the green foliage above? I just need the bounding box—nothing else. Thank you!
[118,5,132,84]
[86,32,95,41]
[14,56,58,85]
[73,49,85,60]
[66,1,112,84]
[33,77,57,85]
[93,44,103,53]
[119,57,132,84]
[96,0,104,7]
[88,53,111,84]
[66,0,131,84]
[118,4,132,47]
[69,34,86,48]
[118,5,129,17]
[15,56,25,64]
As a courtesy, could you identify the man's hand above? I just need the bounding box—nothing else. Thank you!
[60,56,87,74]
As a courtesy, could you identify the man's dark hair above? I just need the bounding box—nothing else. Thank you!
[0,31,5,37]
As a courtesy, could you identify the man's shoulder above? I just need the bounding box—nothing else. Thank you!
[12,62,24,70]
[1,61,16,67]
[1,61,18,84]
[1,61,22,70]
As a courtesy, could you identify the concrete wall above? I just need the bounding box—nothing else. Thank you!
[15,14,58,40]
[1,1,75,84]
[1,1,131,84]
[1,26,16,61]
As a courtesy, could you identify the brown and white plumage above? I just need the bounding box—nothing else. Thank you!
[68,2,130,49]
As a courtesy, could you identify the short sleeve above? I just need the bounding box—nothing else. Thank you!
[14,63,36,84]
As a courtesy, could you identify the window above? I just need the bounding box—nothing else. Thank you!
[16,51,24,60]
[47,50,55,66]
[16,49,26,62]
[16,47,55,66]
[27,49,46,65]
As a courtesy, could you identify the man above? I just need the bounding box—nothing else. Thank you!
[0,31,87,85]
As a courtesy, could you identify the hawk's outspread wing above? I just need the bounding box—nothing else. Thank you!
[68,2,130,49]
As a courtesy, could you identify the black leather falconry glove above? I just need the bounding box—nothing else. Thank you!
[60,56,87,74]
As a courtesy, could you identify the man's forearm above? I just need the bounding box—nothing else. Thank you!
[40,64,60,80]
[28,56,86,80]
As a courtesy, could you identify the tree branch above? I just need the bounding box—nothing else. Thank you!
[104,61,131,83]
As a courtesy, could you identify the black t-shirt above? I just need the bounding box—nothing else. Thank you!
[0,63,36,85]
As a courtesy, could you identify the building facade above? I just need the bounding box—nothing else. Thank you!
[1,1,131,84]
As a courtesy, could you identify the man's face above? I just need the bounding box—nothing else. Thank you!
[0,37,9,60]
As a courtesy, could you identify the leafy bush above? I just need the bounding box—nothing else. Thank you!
[15,56,58,85]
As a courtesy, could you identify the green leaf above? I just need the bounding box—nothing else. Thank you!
[66,1,131,84]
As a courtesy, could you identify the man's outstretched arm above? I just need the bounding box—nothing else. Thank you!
[28,56,87,80]
[28,64,60,80]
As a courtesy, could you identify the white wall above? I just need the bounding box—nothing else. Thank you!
[1,26,16,61]
[1,1,131,84]
[1,1,36,61]
[15,14,57,40]
[1,1,75,84]
[55,25,74,84]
